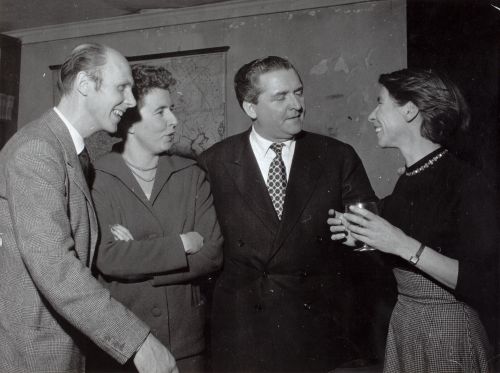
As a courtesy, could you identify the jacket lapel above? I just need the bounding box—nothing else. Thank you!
[150,155,196,204]
[95,152,196,230]
[269,133,325,260]
[43,110,99,262]
[223,131,280,234]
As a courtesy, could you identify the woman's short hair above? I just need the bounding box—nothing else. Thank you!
[115,64,176,142]
[131,64,176,109]
[234,56,300,109]
[379,68,470,145]
[57,43,108,96]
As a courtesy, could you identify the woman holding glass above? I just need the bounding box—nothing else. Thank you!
[89,64,223,372]
[328,68,497,372]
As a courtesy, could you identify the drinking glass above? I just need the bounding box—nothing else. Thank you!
[344,201,379,252]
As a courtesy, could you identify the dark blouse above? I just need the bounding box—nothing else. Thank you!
[381,148,498,335]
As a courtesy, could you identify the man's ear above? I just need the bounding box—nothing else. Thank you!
[402,101,419,123]
[242,101,257,120]
[75,71,91,96]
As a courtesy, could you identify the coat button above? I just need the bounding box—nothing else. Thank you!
[316,235,323,243]
[151,306,162,317]
[303,303,312,310]
[237,240,244,247]
[262,271,269,278]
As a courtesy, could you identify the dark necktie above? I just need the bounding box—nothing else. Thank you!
[267,143,287,220]
[78,147,91,185]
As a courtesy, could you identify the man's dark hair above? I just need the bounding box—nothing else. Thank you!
[234,56,300,109]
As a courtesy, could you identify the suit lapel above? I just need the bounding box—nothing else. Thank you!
[223,131,280,234]
[269,133,325,260]
[44,110,99,263]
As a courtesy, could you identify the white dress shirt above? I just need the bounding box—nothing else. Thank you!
[53,107,85,155]
[249,126,296,183]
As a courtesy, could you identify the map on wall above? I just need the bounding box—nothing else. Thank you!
[51,47,228,160]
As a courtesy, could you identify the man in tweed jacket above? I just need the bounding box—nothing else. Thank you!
[0,43,177,373]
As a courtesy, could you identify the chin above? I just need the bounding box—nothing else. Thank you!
[103,121,118,134]
[161,143,173,152]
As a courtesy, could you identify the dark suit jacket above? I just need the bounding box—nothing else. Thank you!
[0,110,149,373]
[198,129,376,372]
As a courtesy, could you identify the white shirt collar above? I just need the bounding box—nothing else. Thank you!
[249,126,295,183]
[53,107,85,155]
[249,126,294,157]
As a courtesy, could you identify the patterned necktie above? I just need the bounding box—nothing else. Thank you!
[267,143,287,219]
[78,147,91,185]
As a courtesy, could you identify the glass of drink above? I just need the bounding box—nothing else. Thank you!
[344,201,379,252]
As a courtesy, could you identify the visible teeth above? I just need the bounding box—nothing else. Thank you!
[375,127,382,133]
[113,110,123,117]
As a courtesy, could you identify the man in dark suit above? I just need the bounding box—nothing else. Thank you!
[198,56,376,372]
[0,43,177,373]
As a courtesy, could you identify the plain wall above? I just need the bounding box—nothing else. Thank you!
[16,0,406,197]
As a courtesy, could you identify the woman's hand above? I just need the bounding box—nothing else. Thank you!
[327,209,356,246]
[180,231,204,254]
[342,206,410,256]
[110,224,134,241]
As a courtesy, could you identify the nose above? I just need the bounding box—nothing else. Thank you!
[368,107,377,123]
[165,110,178,129]
[289,94,303,111]
[124,87,136,108]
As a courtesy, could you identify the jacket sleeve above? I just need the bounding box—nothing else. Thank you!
[152,167,223,286]
[339,144,377,204]
[5,139,149,364]
[92,174,188,280]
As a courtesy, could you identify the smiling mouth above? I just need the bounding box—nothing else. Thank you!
[112,109,124,118]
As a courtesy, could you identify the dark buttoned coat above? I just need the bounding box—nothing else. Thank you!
[91,152,223,363]
[198,130,376,372]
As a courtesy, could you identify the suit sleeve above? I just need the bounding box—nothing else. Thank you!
[92,178,188,280]
[5,139,149,364]
[152,167,223,286]
[338,144,377,204]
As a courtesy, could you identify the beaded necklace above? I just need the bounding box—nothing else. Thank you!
[405,149,448,177]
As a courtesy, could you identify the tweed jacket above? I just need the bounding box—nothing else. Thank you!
[91,152,223,360]
[198,129,376,372]
[0,110,149,373]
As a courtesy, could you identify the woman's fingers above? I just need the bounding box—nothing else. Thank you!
[342,212,366,227]
[327,209,344,228]
[348,205,377,220]
[110,224,134,241]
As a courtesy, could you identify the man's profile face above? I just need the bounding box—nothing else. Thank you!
[244,68,305,142]
[86,50,136,134]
